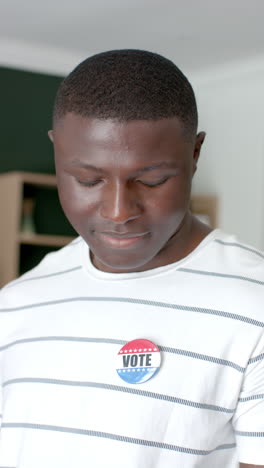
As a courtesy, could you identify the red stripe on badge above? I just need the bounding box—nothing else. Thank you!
[118,339,160,354]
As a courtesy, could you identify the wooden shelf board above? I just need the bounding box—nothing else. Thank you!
[18,233,76,247]
[0,171,57,187]
[19,172,57,187]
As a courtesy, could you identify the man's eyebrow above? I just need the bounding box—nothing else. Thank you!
[69,161,104,172]
[133,162,177,175]
[68,161,177,174]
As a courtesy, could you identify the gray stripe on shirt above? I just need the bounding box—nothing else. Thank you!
[2,378,235,414]
[235,430,264,437]
[214,239,264,259]
[160,345,245,372]
[1,423,236,455]
[5,266,82,288]
[238,393,264,402]
[0,336,126,352]
[178,267,264,286]
[1,297,263,327]
[248,353,264,364]
[0,336,245,373]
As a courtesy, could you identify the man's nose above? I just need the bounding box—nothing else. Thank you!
[100,181,142,223]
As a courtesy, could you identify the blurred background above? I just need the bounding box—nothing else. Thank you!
[1,0,264,284]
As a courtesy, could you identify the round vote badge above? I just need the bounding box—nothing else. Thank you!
[116,339,161,384]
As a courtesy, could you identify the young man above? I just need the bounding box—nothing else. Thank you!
[0,49,263,468]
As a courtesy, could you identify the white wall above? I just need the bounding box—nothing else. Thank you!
[190,57,264,250]
[0,38,87,75]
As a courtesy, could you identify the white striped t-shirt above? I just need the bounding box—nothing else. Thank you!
[0,229,264,467]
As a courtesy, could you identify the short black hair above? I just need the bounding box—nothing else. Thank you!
[53,49,198,139]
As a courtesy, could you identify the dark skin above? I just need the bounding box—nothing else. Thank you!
[240,465,264,468]
[49,114,210,273]
[49,114,264,468]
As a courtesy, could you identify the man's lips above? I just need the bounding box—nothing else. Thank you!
[101,231,149,238]
[98,231,149,248]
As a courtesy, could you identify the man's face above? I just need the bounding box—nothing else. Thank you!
[50,114,204,272]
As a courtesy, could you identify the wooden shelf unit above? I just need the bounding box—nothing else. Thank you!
[0,171,217,287]
[0,171,75,287]
[190,195,217,229]
[19,233,75,247]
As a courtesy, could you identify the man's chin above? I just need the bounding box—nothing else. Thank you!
[89,249,154,273]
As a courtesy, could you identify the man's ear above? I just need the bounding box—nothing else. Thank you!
[48,130,54,142]
[193,131,206,174]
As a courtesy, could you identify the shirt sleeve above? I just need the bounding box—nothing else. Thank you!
[232,329,264,465]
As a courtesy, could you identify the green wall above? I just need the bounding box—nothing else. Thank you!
[0,66,62,173]
[0,66,77,276]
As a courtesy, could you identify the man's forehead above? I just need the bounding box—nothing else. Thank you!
[53,114,193,174]
[53,113,187,148]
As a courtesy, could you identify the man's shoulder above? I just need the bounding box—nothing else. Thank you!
[200,229,264,279]
[0,236,83,304]
[187,229,264,311]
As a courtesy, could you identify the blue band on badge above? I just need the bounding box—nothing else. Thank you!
[116,339,161,384]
